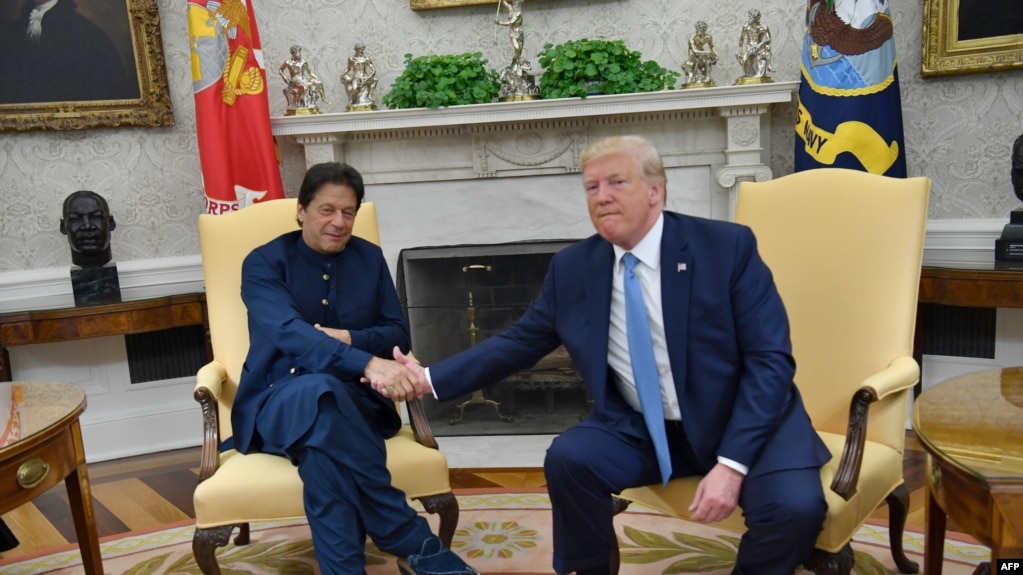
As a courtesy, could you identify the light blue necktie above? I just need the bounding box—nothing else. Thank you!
[623,253,672,485]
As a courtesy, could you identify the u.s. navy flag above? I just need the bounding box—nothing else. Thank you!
[187,0,285,214]
[795,0,907,177]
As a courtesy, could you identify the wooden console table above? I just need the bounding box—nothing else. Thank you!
[919,264,1023,308]
[914,264,1023,394]
[0,294,210,382]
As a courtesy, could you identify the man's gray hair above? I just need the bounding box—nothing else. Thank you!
[580,135,667,192]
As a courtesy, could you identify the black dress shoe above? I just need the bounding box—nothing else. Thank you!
[0,519,18,552]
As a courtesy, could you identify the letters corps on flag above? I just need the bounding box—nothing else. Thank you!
[795,0,907,177]
[187,0,285,214]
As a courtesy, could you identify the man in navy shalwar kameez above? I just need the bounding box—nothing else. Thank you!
[231,162,478,575]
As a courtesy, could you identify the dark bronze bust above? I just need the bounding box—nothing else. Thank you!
[59,190,121,305]
[60,190,116,268]
[1012,134,1023,203]
[996,135,1023,263]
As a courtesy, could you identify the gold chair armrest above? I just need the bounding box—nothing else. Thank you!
[862,356,918,401]
[830,357,918,500]
[194,360,228,482]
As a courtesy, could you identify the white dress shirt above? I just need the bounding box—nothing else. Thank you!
[607,214,682,421]
[610,214,746,476]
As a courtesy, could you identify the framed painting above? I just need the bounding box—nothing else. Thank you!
[922,0,1023,77]
[0,0,174,132]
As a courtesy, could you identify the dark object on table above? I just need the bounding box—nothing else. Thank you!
[994,135,1023,262]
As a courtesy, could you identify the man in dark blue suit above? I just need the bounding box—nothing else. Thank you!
[381,136,831,575]
[234,163,477,575]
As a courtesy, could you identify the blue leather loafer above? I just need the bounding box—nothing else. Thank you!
[401,536,479,575]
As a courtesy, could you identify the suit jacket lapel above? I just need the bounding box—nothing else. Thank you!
[660,214,691,398]
[586,241,614,408]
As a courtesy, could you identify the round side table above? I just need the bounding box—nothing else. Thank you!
[912,367,1023,575]
[0,381,102,574]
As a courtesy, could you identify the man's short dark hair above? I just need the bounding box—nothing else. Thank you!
[298,162,365,210]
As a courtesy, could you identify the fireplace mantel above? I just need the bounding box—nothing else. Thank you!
[268,82,796,267]
[271,82,796,215]
[271,81,797,138]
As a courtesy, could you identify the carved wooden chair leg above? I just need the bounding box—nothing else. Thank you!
[419,492,460,548]
[193,524,236,575]
[804,543,854,575]
[885,483,920,573]
[610,536,621,574]
[609,496,632,575]
[234,522,250,545]
[611,496,631,516]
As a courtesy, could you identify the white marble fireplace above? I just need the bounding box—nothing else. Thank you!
[271,82,796,272]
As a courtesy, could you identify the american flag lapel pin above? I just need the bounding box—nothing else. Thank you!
[677,263,687,272]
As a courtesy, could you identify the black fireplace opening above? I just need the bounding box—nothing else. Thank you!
[396,240,591,436]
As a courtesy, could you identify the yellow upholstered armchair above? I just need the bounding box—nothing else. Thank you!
[192,199,457,574]
[614,168,931,575]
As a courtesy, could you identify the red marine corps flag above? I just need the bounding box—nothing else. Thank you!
[187,0,284,214]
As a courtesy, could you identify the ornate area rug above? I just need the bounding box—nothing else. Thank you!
[0,489,987,574]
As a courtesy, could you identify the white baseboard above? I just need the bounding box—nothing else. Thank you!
[437,435,555,468]
[8,336,204,462]
[81,400,203,463]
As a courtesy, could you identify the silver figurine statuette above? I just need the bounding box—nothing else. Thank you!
[279,45,328,115]
[496,0,539,101]
[735,8,775,84]
[681,21,718,88]
[342,43,379,112]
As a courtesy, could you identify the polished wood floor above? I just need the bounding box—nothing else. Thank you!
[0,431,958,563]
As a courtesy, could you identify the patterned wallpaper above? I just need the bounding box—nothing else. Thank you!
[0,0,1020,273]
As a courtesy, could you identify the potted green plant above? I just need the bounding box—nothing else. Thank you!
[382,52,501,109]
[536,38,680,99]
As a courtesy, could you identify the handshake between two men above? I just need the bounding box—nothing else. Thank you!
[314,324,427,401]
[362,346,432,402]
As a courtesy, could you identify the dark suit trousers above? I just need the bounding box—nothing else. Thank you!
[255,375,433,575]
[544,418,826,575]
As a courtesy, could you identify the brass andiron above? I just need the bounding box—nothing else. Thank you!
[450,264,513,425]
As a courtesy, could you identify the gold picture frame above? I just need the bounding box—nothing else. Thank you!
[411,0,540,10]
[922,0,1023,77]
[0,0,173,132]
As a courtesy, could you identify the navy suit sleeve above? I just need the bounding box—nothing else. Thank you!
[716,226,798,468]
[241,249,376,379]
